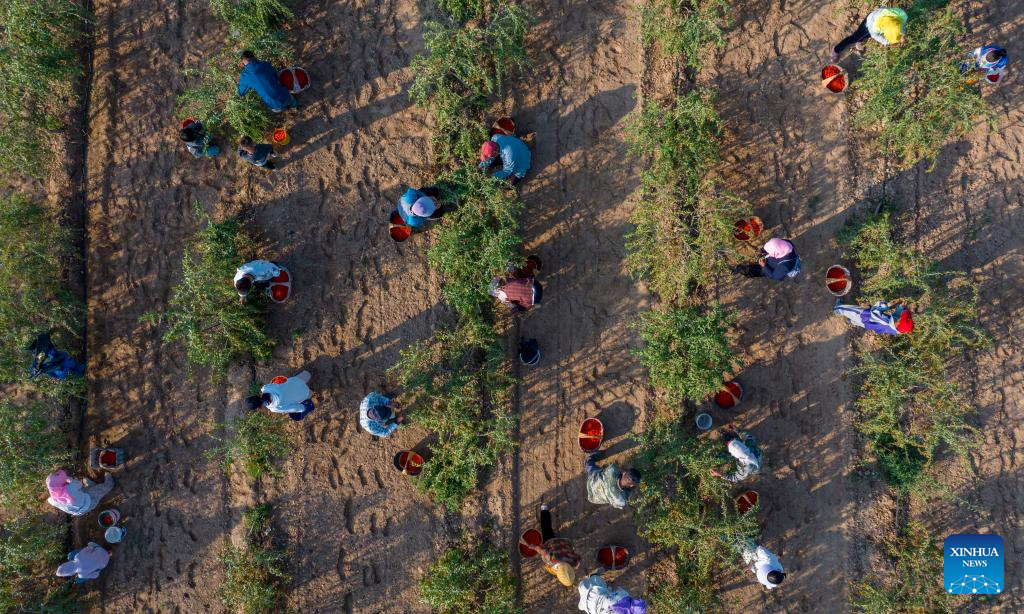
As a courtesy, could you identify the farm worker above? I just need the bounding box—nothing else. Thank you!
[963,45,1008,85]
[234,260,282,304]
[26,332,85,381]
[585,451,641,509]
[830,7,908,62]
[732,238,801,281]
[56,543,111,582]
[45,469,115,516]
[577,572,647,614]
[478,134,531,184]
[491,256,543,312]
[248,371,315,421]
[359,392,405,437]
[237,136,277,170]
[238,50,297,112]
[710,429,762,483]
[537,504,581,587]
[180,120,220,158]
[396,187,442,229]
[736,539,786,590]
[834,300,913,335]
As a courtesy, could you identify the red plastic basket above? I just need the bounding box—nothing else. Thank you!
[278,67,310,93]
[713,381,743,409]
[597,546,630,570]
[733,217,763,241]
[519,529,543,557]
[578,418,604,452]
[821,64,847,93]
[736,490,759,514]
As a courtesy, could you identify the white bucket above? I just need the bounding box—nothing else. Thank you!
[696,413,713,430]
[104,526,126,544]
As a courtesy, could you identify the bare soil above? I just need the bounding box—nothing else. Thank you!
[70,0,1023,612]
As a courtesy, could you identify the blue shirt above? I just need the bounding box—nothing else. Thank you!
[238,144,273,166]
[238,60,294,110]
[397,188,428,228]
[480,134,531,179]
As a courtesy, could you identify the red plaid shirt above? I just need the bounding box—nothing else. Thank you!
[499,277,535,309]
[539,538,580,567]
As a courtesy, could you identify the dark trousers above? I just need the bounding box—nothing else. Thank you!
[540,508,555,542]
[834,19,870,56]
[735,263,766,278]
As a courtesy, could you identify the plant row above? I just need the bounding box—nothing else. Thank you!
[852,0,993,170]
[630,2,760,610]
[0,0,92,179]
[177,0,295,140]
[220,505,290,614]
[839,208,986,611]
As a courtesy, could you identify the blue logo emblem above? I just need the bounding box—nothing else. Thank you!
[944,534,1003,595]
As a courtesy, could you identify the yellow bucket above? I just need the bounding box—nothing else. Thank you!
[272,128,290,146]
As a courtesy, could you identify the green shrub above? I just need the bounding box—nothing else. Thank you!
[626,92,750,303]
[409,2,530,163]
[639,0,731,70]
[634,305,739,407]
[419,539,519,614]
[388,320,515,511]
[852,2,992,170]
[842,211,986,492]
[0,402,72,508]
[0,194,82,392]
[0,516,75,613]
[427,169,523,317]
[207,409,294,479]
[177,49,275,141]
[0,0,92,178]
[242,504,270,539]
[209,0,293,55]
[221,540,289,614]
[633,418,758,611]
[852,520,952,613]
[152,214,274,380]
[434,0,483,23]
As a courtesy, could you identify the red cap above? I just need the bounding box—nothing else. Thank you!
[480,140,499,161]
[896,310,914,333]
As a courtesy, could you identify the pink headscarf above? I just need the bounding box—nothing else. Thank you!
[46,469,74,505]
[763,238,794,259]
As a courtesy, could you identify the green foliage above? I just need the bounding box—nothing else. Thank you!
[634,305,739,407]
[639,0,731,70]
[0,0,92,178]
[841,211,986,493]
[207,409,294,479]
[633,418,758,611]
[410,2,530,163]
[0,402,72,508]
[177,49,274,141]
[0,517,76,613]
[852,3,992,170]
[852,520,952,613]
[434,0,483,24]
[154,214,274,380]
[419,539,519,614]
[388,320,515,511]
[242,504,270,539]
[0,194,82,392]
[627,92,750,303]
[209,0,293,55]
[220,537,289,614]
[428,169,524,317]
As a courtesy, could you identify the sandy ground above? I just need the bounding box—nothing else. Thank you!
[72,0,1023,612]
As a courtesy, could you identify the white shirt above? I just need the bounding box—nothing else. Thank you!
[577,575,628,614]
[261,376,311,413]
[743,545,784,589]
[47,480,95,516]
[233,260,280,285]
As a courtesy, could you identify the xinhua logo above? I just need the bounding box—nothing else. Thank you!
[944,534,1004,595]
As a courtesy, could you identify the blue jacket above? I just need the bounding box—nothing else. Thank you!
[238,144,273,166]
[397,188,428,228]
[481,135,531,179]
[762,253,800,281]
[238,60,294,110]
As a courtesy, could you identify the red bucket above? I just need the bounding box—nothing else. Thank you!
[180,118,196,130]
[519,529,543,558]
[270,375,288,384]
[394,450,424,476]
[99,450,118,466]
[268,266,292,303]
[826,265,852,296]
[733,217,763,242]
[278,67,310,94]
[821,64,847,93]
[389,211,411,242]
[490,117,516,136]
[713,381,743,409]
[597,546,630,570]
[736,490,759,514]
[578,418,604,452]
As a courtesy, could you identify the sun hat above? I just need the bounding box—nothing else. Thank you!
[878,16,903,44]
[480,140,499,161]
[411,197,436,218]
[896,310,914,333]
